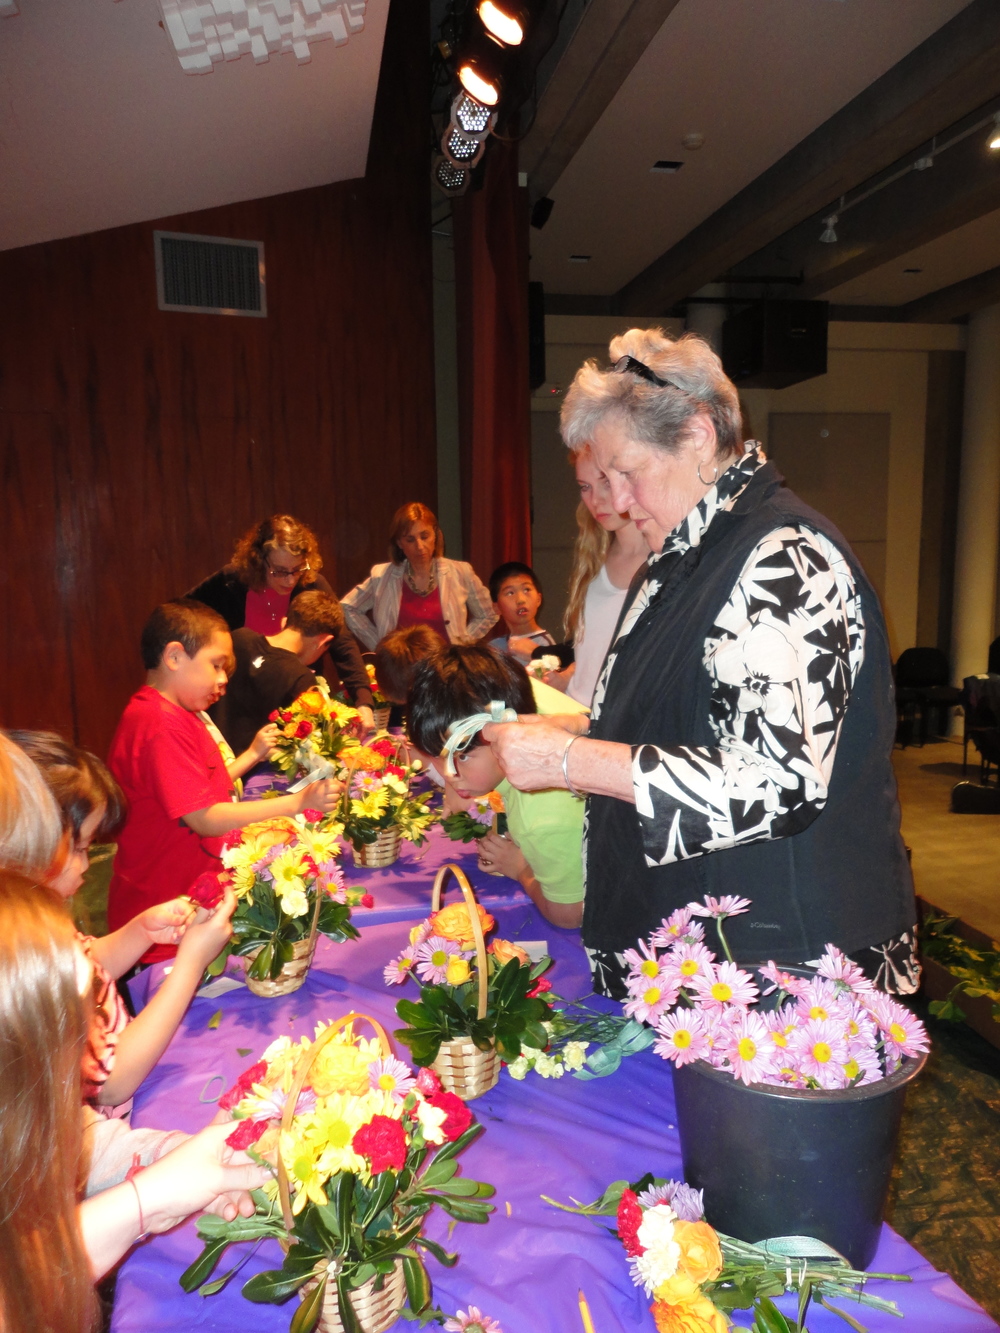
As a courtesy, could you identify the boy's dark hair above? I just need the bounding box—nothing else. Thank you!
[8,731,127,843]
[407,645,535,755]
[374,626,445,705]
[285,590,344,638]
[140,599,229,670]
[488,561,542,604]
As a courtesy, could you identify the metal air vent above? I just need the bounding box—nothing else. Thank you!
[154,231,266,317]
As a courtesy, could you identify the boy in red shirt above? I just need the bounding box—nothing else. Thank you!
[107,599,339,961]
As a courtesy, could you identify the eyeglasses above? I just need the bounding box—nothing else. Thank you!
[613,354,684,393]
[266,560,310,581]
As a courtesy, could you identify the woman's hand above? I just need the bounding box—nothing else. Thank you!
[294,777,342,813]
[135,1122,270,1232]
[174,885,236,971]
[477,830,527,880]
[357,706,376,733]
[543,664,574,693]
[137,898,197,945]
[248,722,280,761]
[481,716,589,791]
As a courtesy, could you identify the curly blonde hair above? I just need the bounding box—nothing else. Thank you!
[230,515,322,591]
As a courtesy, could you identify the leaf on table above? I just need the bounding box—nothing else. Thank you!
[207,1009,222,1030]
[237,1047,252,1057]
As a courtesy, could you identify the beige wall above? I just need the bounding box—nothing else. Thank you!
[531,317,965,658]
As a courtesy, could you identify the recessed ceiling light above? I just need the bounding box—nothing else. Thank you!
[903,267,922,274]
[568,254,591,263]
[681,132,704,151]
[651,160,684,174]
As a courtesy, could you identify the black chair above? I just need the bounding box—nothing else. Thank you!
[894,647,963,747]
[961,674,1000,777]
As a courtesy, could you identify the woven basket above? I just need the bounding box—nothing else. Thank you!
[276,1015,406,1333]
[245,887,322,997]
[354,826,401,868]
[428,864,500,1101]
[372,706,392,731]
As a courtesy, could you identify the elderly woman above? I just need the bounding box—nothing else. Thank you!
[483,329,917,998]
[187,514,374,729]
[341,502,495,650]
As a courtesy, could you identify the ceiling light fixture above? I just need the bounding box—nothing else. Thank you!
[442,124,487,167]
[819,215,838,244]
[452,91,494,139]
[477,0,527,46]
[989,112,1000,151]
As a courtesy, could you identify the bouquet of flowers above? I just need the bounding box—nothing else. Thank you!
[524,655,561,681]
[441,791,504,843]
[338,737,436,854]
[181,1017,495,1332]
[547,1173,911,1333]
[216,811,371,985]
[622,896,929,1089]
[270,677,365,782]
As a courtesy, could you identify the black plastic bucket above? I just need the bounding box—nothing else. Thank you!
[673,1049,927,1269]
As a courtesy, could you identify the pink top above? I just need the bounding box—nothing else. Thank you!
[396,582,449,641]
[244,586,291,633]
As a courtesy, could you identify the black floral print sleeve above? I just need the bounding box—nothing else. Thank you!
[632,523,865,866]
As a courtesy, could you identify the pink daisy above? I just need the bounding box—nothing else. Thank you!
[841,1043,883,1086]
[815,944,875,994]
[868,997,930,1061]
[415,935,460,984]
[649,907,705,948]
[763,1002,801,1054]
[794,977,849,1024]
[653,1009,711,1067]
[368,1055,416,1101]
[758,960,809,998]
[692,960,759,1009]
[623,972,681,1025]
[721,1010,778,1086]
[384,951,416,985]
[443,1309,502,1333]
[689,894,751,919]
[663,940,715,987]
[622,938,664,982]
[787,1017,850,1088]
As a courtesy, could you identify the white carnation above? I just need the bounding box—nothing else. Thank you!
[562,1042,589,1070]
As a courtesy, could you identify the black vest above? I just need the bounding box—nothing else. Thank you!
[585,462,915,965]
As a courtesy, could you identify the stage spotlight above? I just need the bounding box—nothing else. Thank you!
[433,155,470,196]
[452,91,494,140]
[442,123,487,168]
[478,0,528,46]
[457,30,505,106]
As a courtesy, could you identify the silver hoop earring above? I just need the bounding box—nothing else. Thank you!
[697,460,719,486]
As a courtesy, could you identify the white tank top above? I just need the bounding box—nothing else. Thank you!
[568,563,630,706]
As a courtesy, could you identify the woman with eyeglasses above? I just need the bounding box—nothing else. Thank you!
[479,328,917,1002]
[186,514,374,730]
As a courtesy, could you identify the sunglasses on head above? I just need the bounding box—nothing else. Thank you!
[613,354,685,394]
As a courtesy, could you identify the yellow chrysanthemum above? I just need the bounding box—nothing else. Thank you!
[351,789,389,821]
[308,1028,382,1097]
[350,746,387,773]
[296,824,341,864]
[229,863,258,900]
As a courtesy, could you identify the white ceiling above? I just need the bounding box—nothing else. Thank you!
[528,0,971,296]
[0,0,388,253]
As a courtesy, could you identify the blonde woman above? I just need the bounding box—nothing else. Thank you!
[557,447,649,707]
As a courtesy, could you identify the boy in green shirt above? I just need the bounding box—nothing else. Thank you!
[407,645,585,928]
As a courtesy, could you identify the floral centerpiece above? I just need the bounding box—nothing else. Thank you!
[441,791,504,843]
[338,737,436,867]
[214,811,371,995]
[547,1173,912,1333]
[181,1016,494,1333]
[270,677,365,784]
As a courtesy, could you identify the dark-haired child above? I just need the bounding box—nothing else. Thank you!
[373,625,446,705]
[107,599,339,961]
[486,562,555,665]
[407,645,584,928]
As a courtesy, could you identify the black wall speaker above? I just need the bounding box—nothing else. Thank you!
[721,299,828,389]
[528,281,546,391]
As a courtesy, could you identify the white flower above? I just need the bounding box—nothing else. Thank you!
[562,1041,589,1071]
[507,1056,530,1080]
[534,1053,564,1078]
[279,886,309,918]
[415,1098,447,1145]
[629,1204,681,1294]
[383,773,408,795]
[710,619,799,728]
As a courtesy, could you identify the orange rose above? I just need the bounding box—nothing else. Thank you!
[296,689,327,716]
[283,723,299,738]
[486,790,505,812]
[652,1275,728,1333]
[430,901,495,948]
[674,1221,723,1285]
[490,938,530,966]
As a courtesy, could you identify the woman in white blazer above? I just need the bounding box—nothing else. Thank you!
[341,502,496,650]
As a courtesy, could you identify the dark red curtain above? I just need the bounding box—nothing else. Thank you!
[453,139,532,581]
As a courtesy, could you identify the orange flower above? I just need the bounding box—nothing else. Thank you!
[348,746,386,773]
[283,723,299,738]
[674,1221,723,1285]
[430,901,495,948]
[490,938,530,967]
[295,689,327,716]
[651,1274,728,1333]
[486,790,505,812]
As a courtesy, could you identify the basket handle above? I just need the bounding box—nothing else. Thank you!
[431,864,489,1023]
[276,1012,392,1231]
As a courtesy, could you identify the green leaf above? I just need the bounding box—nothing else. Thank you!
[402,1255,432,1313]
[360,1171,398,1229]
[242,1267,315,1303]
[431,1121,483,1164]
[333,1171,356,1244]
[417,1158,458,1189]
[289,1276,327,1333]
[198,1260,248,1298]
[414,1235,459,1268]
[336,1273,366,1333]
[207,1009,222,1030]
[248,943,274,980]
[433,1176,489,1197]
[754,1296,794,1333]
[436,1197,493,1223]
[179,1238,229,1292]
[236,1047,253,1057]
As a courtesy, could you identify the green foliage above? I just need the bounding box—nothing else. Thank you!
[228,878,360,979]
[440,811,490,843]
[922,914,1000,1026]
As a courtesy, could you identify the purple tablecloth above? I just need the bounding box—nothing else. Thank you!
[111,890,998,1333]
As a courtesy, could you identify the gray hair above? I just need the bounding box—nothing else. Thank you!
[0,733,61,878]
[560,328,742,460]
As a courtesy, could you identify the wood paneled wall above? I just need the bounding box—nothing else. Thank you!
[0,0,435,754]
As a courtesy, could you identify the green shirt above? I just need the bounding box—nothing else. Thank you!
[497,778,585,905]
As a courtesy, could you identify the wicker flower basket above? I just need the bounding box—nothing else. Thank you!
[276,1014,406,1333]
[372,706,392,731]
[428,864,500,1100]
[354,826,401,868]
[244,887,322,997]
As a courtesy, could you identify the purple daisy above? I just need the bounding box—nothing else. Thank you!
[787,1017,850,1088]
[722,1010,778,1086]
[383,950,416,985]
[368,1055,417,1101]
[815,944,875,994]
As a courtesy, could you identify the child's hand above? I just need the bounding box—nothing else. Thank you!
[138,899,197,945]
[295,778,341,813]
[477,830,528,881]
[507,636,537,663]
[248,723,279,761]
[175,886,237,971]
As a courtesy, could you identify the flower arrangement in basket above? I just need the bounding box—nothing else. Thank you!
[338,738,436,868]
[214,812,372,995]
[386,865,555,1099]
[181,1014,495,1333]
[270,678,365,783]
[440,791,504,844]
[547,1172,913,1333]
[622,895,929,1088]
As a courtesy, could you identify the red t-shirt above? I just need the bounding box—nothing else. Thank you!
[397,583,449,641]
[107,686,234,962]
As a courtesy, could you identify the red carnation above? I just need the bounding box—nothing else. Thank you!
[226,1117,271,1150]
[352,1114,407,1173]
[384,764,406,780]
[428,1090,472,1142]
[218,1060,268,1110]
[295,719,314,738]
[280,711,292,723]
[415,1067,441,1096]
[187,871,225,910]
[268,710,280,722]
[370,738,396,758]
[617,1188,645,1257]
[360,893,374,909]
[526,977,552,999]
[302,809,323,823]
